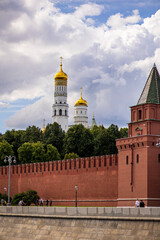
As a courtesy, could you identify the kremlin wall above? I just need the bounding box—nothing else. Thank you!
[0,63,160,207]
[0,155,118,207]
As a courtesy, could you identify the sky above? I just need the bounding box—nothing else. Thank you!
[0,0,160,134]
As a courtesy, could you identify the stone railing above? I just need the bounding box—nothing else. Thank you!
[0,206,160,219]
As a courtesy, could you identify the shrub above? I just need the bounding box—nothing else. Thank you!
[11,190,39,206]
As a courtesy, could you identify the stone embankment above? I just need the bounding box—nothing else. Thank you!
[0,207,160,240]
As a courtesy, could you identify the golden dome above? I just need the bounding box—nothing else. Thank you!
[54,57,68,86]
[75,88,88,107]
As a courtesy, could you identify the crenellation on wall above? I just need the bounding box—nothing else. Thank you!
[0,154,118,177]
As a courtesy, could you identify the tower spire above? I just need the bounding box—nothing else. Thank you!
[42,119,45,133]
[137,64,160,105]
[60,56,63,71]
[80,87,82,99]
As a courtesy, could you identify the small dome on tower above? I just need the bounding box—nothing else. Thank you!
[54,57,68,85]
[75,88,88,106]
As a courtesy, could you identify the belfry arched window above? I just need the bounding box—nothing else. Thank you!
[65,110,67,116]
[59,109,62,116]
[138,110,142,120]
[54,110,56,116]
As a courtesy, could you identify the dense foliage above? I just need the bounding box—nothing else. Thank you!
[0,141,14,166]
[64,152,79,160]
[11,190,39,206]
[0,123,128,164]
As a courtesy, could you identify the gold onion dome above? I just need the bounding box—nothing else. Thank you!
[75,88,88,106]
[54,57,68,86]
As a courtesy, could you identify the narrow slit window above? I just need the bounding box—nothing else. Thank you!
[126,156,128,165]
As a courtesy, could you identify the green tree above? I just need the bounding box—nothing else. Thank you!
[18,142,46,164]
[46,144,61,161]
[11,190,39,206]
[91,125,110,156]
[63,124,94,157]
[42,122,65,157]
[11,192,26,205]
[32,142,46,163]
[18,142,34,164]
[3,129,26,163]
[23,190,39,206]
[24,125,42,143]
[106,124,120,154]
[64,152,79,160]
[119,127,128,138]
[0,141,14,166]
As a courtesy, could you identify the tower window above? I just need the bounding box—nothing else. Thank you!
[60,101,62,104]
[81,111,82,114]
[65,110,67,116]
[54,110,56,116]
[158,154,160,163]
[137,154,139,164]
[138,110,142,120]
[59,109,62,116]
[126,156,128,165]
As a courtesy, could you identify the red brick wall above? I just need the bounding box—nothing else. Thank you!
[0,155,118,207]
[116,135,160,207]
[129,104,160,137]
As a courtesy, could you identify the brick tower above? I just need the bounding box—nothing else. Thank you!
[116,64,160,206]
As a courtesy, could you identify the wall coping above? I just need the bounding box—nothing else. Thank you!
[0,212,160,222]
[0,206,159,219]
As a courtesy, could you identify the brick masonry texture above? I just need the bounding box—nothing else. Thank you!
[0,155,118,207]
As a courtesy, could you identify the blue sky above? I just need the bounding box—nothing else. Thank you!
[0,0,160,133]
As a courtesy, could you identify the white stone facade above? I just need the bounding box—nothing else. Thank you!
[74,105,88,128]
[52,77,68,132]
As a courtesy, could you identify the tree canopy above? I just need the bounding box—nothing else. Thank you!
[0,141,14,166]
[42,122,65,157]
[0,123,128,164]
[63,124,94,157]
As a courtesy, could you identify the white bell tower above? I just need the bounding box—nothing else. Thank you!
[74,88,88,128]
[52,57,69,132]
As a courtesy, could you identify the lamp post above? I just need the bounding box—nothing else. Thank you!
[4,155,16,206]
[4,187,7,195]
[75,185,78,207]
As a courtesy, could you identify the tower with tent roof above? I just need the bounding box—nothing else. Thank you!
[116,63,160,206]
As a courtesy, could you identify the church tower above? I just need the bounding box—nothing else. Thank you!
[116,64,160,207]
[90,112,97,129]
[74,88,88,128]
[52,57,69,132]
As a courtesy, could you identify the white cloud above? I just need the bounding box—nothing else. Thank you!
[0,102,10,108]
[106,9,141,29]
[5,96,53,129]
[74,3,104,20]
